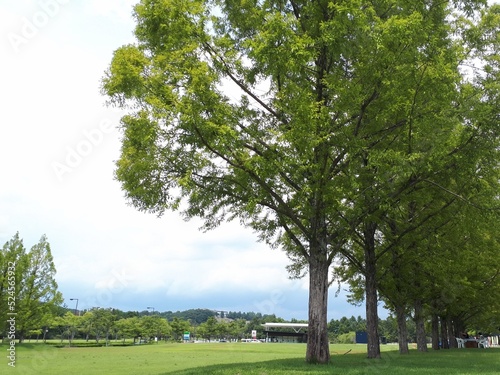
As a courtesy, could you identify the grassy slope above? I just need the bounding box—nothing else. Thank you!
[5,342,500,375]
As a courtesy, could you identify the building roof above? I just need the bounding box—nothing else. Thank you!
[262,323,308,332]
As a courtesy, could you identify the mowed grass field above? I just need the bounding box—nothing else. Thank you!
[4,341,499,375]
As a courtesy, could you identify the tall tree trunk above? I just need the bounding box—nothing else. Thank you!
[395,305,409,354]
[414,299,428,352]
[440,316,449,349]
[306,251,330,364]
[447,317,456,348]
[431,314,440,350]
[453,317,466,342]
[364,222,381,359]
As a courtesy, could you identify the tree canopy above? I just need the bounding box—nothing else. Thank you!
[102,0,500,363]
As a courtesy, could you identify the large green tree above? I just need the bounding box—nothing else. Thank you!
[102,0,497,362]
[0,234,62,342]
[341,2,500,354]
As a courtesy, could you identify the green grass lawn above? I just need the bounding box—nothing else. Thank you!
[3,342,499,375]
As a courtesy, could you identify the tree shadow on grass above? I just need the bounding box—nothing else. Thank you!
[157,353,389,375]
[157,349,500,375]
[158,358,337,375]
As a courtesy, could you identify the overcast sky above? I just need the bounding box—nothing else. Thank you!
[0,0,382,321]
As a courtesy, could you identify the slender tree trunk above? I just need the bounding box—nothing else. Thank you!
[414,299,428,352]
[453,317,466,347]
[431,314,440,350]
[440,317,449,349]
[453,318,464,338]
[365,222,381,359]
[395,305,409,354]
[447,317,456,348]
[306,251,330,364]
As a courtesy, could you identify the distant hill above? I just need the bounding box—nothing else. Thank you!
[161,308,218,324]
[158,309,286,324]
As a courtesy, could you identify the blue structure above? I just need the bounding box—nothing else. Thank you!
[355,331,368,344]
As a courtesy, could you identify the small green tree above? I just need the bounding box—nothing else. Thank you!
[86,308,117,346]
[197,316,219,341]
[119,316,145,343]
[140,315,171,341]
[228,319,247,341]
[52,312,81,346]
[115,318,136,343]
[170,317,191,341]
[216,320,229,340]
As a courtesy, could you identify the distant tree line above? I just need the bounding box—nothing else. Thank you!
[17,304,498,346]
[15,305,408,345]
[2,233,498,349]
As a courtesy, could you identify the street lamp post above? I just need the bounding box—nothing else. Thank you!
[70,298,79,316]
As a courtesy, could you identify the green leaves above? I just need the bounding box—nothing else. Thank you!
[0,233,62,340]
[103,0,500,278]
[103,0,500,361]
[102,45,149,104]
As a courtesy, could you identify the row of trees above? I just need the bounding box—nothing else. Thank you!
[27,307,423,345]
[102,0,500,363]
[49,309,172,346]
[31,310,284,344]
[0,233,62,342]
